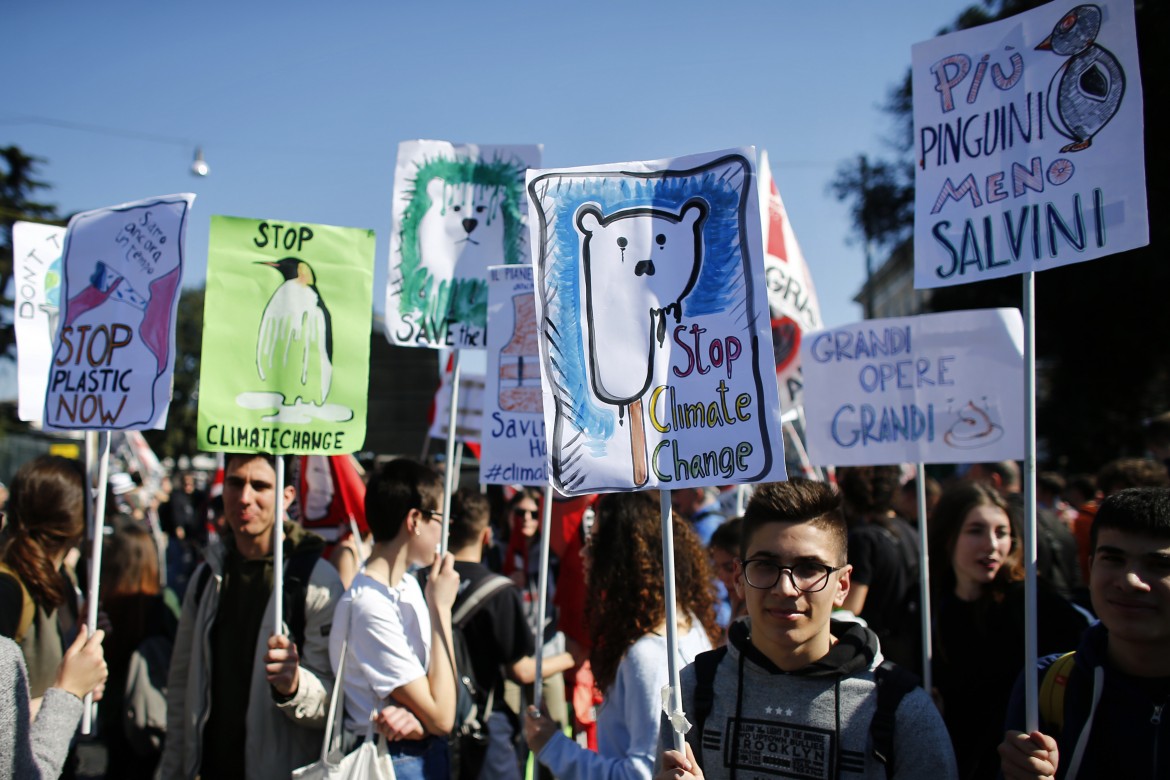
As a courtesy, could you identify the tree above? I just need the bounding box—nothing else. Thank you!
[1,146,60,360]
[831,0,1170,471]
[144,287,203,460]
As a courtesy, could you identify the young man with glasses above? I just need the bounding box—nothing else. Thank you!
[658,480,956,780]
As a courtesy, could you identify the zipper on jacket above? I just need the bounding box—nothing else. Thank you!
[1153,703,1163,725]
[1154,699,1166,776]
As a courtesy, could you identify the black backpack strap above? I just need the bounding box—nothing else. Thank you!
[283,547,323,656]
[452,574,513,628]
[871,660,918,778]
[689,646,728,765]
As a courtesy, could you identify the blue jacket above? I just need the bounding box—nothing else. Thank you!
[1005,622,1170,779]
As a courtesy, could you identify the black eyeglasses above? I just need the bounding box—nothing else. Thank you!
[418,508,444,523]
[512,508,537,518]
[739,558,844,593]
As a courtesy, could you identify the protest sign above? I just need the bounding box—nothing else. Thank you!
[43,194,193,431]
[801,308,1024,467]
[759,150,822,413]
[528,148,786,494]
[913,0,1146,289]
[197,215,374,454]
[481,264,546,486]
[13,221,66,422]
[385,140,541,350]
[426,360,485,445]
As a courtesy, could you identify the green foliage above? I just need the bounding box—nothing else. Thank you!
[1,146,60,359]
[144,286,203,460]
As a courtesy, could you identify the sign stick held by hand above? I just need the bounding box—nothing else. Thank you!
[81,430,110,735]
[273,454,285,637]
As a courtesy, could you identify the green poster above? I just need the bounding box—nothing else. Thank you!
[197,215,374,454]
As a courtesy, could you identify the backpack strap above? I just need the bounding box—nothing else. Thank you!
[1039,651,1077,736]
[452,574,513,628]
[0,564,35,644]
[871,660,918,778]
[688,646,728,766]
[283,547,323,656]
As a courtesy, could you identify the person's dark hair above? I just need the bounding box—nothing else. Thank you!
[2,455,86,609]
[1095,457,1170,496]
[365,459,442,543]
[974,460,1021,490]
[587,491,719,693]
[101,524,161,598]
[100,524,166,673]
[1037,471,1067,496]
[224,452,292,477]
[929,482,1023,599]
[740,480,847,564]
[448,488,491,551]
[1143,412,1170,449]
[1066,474,1097,507]
[709,516,742,554]
[837,465,902,524]
[1090,487,1170,551]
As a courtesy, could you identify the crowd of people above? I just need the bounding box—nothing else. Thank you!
[2,439,1170,779]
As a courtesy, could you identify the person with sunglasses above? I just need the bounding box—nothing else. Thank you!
[658,479,956,780]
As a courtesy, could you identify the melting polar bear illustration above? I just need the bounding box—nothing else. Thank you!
[576,197,708,485]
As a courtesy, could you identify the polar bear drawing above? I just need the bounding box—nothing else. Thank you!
[576,197,708,485]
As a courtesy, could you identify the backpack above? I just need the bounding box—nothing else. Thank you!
[1038,650,1078,735]
[123,633,173,756]
[0,563,35,643]
[689,646,918,779]
[193,545,322,655]
[443,573,514,780]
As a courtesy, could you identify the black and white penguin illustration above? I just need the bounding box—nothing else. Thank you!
[255,256,334,404]
[1036,3,1125,153]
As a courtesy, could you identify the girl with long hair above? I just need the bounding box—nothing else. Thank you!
[929,481,1087,780]
[100,524,179,778]
[524,491,720,780]
[0,455,87,716]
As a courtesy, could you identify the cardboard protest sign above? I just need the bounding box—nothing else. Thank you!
[13,221,66,422]
[43,194,193,431]
[197,216,374,454]
[913,0,1146,289]
[426,360,485,445]
[481,264,547,485]
[801,308,1024,467]
[528,148,786,494]
[759,150,823,413]
[385,140,541,350]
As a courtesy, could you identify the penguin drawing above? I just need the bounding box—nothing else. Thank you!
[255,257,334,404]
[1036,4,1125,153]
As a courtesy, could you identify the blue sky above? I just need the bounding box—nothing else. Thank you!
[2,0,974,331]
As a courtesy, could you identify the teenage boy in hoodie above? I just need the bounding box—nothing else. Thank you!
[999,487,1170,779]
[658,480,956,780]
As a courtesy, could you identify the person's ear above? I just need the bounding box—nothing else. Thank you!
[481,526,494,548]
[283,486,296,512]
[733,558,746,600]
[834,564,853,608]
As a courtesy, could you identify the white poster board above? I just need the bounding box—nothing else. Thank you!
[384,140,541,350]
[801,308,1025,466]
[760,150,823,413]
[528,148,786,494]
[913,0,1146,289]
[43,194,194,431]
[480,264,547,485]
[427,360,485,445]
[12,221,66,422]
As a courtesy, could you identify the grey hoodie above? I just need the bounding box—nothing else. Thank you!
[673,619,957,780]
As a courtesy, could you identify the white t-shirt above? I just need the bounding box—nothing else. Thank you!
[329,570,432,730]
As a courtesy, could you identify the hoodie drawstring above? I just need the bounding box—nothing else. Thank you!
[730,648,746,780]
[833,676,842,778]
